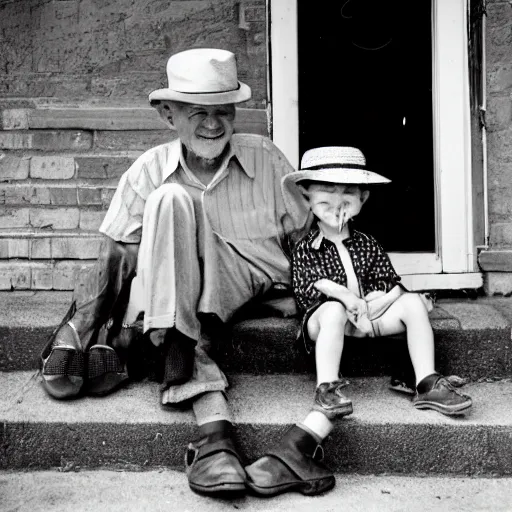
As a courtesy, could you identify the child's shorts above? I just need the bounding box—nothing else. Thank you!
[300,285,407,355]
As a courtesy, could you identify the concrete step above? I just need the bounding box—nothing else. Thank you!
[2,469,511,512]
[2,291,512,380]
[2,371,511,476]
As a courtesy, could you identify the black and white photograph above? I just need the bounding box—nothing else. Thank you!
[1,1,512,510]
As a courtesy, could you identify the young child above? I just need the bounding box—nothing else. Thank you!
[244,147,473,498]
[289,146,472,422]
[245,147,471,496]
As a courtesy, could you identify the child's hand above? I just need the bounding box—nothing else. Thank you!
[344,296,367,318]
[314,279,350,301]
[315,279,366,315]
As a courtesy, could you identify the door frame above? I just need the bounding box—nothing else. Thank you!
[269,0,481,289]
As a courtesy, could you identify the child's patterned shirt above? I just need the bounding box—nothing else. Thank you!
[292,225,401,313]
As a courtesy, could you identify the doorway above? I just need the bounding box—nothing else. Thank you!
[271,0,479,288]
[298,0,435,252]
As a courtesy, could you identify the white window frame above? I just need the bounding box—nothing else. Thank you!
[270,0,481,289]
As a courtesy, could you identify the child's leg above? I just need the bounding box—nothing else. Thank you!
[307,301,348,384]
[244,302,349,497]
[373,292,435,385]
[376,293,472,415]
[303,301,352,436]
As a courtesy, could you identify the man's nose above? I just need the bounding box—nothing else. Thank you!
[202,115,222,130]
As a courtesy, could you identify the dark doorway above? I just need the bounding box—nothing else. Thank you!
[298,0,435,252]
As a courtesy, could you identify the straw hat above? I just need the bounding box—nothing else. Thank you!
[149,48,251,105]
[283,146,390,187]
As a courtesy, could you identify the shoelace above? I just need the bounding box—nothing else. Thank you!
[438,377,465,397]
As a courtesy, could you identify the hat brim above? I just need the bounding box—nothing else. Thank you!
[282,168,391,187]
[148,81,251,105]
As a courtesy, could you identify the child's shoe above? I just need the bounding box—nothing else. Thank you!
[388,375,416,396]
[389,374,468,396]
[413,372,472,416]
[313,379,353,419]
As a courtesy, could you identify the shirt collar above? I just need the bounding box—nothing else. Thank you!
[311,229,324,250]
[308,224,360,250]
[163,137,255,181]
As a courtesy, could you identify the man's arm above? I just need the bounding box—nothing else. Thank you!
[99,151,163,244]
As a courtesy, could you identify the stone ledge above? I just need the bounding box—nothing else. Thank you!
[0,107,268,135]
[2,372,512,475]
[1,292,511,379]
[479,249,512,271]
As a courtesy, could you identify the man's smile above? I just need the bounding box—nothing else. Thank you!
[197,132,225,140]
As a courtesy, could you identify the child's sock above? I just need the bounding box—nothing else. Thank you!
[299,411,334,442]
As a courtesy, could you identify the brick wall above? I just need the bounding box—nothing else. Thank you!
[486,1,512,249]
[0,0,267,108]
[0,0,268,290]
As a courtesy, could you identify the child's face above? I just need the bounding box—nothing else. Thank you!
[303,183,369,232]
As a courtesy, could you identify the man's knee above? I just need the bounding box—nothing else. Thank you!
[147,183,193,209]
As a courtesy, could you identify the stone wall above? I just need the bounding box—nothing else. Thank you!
[487,0,512,248]
[0,0,267,290]
[480,1,512,293]
[0,0,267,108]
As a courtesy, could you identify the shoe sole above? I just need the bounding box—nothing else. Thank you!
[246,476,335,497]
[414,400,472,416]
[388,384,415,396]
[42,377,83,400]
[312,402,353,419]
[189,481,246,496]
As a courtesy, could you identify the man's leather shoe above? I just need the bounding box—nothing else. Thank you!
[186,435,246,495]
[86,345,129,396]
[245,425,334,496]
[41,321,84,399]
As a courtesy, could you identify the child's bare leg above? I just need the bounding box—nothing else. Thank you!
[377,293,472,415]
[302,301,353,432]
[374,293,435,385]
[307,301,348,384]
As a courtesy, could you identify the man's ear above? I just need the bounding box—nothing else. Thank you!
[152,100,175,130]
[361,189,370,205]
[297,183,310,199]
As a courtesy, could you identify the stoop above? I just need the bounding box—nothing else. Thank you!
[1,291,512,379]
[1,291,512,477]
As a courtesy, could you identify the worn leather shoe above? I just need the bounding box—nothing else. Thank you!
[245,425,335,496]
[86,344,129,396]
[186,435,246,495]
[413,372,472,416]
[313,379,353,419]
[41,322,84,399]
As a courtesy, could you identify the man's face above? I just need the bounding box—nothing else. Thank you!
[303,183,369,232]
[168,102,236,160]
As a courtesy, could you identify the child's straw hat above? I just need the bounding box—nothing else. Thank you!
[283,146,390,186]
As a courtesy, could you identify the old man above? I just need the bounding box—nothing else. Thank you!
[40,48,325,496]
